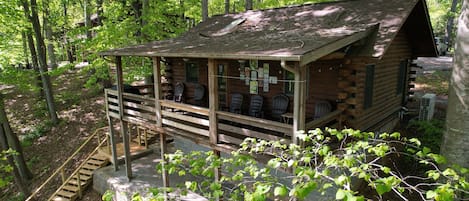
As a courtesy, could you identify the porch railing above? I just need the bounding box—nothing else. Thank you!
[305,109,343,131]
[105,89,342,148]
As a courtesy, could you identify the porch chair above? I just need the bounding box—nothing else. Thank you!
[248,95,264,118]
[271,94,289,122]
[193,83,205,106]
[314,100,332,119]
[229,93,243,114]
[173,82,185,103]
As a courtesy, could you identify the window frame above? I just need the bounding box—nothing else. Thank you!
[364,64,375,109]
[284,70,295,95]
[185,62,199,83]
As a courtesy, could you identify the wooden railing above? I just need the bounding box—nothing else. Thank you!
[160,100,210,141]
[305,109,343,131]
[217,111,292,145]
[105,89,293,147]
[106,87,343,147]
[106,89,158,130]
[25,127,108,201]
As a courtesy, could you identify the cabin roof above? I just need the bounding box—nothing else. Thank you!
[100,0,436,63]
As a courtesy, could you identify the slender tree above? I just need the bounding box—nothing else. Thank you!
[62,0,74,63]
[225,0,230,14]
[22,0,59,124]
[84,0,92,40]
[43,0,58,69]
[445,0,459,49]
[440,0,469,168]
[22,7,44,97]
[0,94,31,196]
[96,0,104,25]
[245,0,253,10]
[202,0,208,21]
[0,94,33,180]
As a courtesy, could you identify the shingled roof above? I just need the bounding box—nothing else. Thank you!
[100,0,436,64]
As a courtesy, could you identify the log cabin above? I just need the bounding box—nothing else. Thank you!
[99,0,437,181]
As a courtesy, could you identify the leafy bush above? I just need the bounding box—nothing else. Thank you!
[125,128,469,201]
[407,119,444,153]
[0,149,16,188]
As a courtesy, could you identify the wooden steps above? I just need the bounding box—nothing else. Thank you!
[132,127,159,145]
[49,154,109,201]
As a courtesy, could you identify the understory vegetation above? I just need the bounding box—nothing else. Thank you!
[106,128,469,201]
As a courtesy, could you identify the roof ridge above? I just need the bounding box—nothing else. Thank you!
[211,0,360,17]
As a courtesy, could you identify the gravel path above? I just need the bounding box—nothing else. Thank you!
[415,56,452,72]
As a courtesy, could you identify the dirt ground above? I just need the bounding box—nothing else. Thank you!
[1,65,105,200]
[0,57,453,200]
[412,56,452,118]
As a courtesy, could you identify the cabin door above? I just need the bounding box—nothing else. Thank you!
[217,63,228,109]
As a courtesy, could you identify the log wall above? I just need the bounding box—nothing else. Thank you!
[340,30,413,130]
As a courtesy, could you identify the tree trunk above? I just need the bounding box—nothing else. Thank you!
[62,1,74,63]
[84,0,92,40]
[131,0,143,40]
[202,0,208,21]
[225,0,230,14]
[21,32,30,68]
[0,95,33,180]
[96,0,103,25]
[446,0,459,49]
[0,95,31,196]
[43,0,57,70]
[23,14,43,97]
[440,0,469,168]
[23,0,59,124]
[245,0,253,11]
[0,129,29,196]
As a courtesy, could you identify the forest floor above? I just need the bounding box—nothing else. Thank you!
[1,63,105,200]
[0,56,453,200]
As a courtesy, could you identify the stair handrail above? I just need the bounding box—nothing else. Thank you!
[25,126,108,201]
[47,135,109,200]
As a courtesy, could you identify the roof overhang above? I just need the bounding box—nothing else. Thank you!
[299,25,378,66]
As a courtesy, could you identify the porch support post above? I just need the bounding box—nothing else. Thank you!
[281,60,306,145]
[208,58,221,198]
[153,57,163,127]
[153,57,169,188]
[299,65,307,130]
[116,56,132,180]
[208,58,219,145]
[292,62,306,145]
[105,90,118,171]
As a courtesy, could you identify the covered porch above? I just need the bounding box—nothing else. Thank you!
[102,55,345,182]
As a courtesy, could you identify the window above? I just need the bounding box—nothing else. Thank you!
[284,71,295,95]
[396,60,408,95]
[364,64,375,109]
[185,62,199,83]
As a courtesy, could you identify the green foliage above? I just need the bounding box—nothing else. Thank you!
[20,123,49,147]
[140,128,469,201]
[0,66,40,92]
[0,149,16,188]
[102,190,114,201]
[427,0,461,38]
[408,119,444,153]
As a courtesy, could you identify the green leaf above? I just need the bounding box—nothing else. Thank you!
[426,190,437,199]
[381,166,391,174]
[376,183,392,195]
[274,186,288,197]
[336,189,346,200]
[409,138,421,147]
